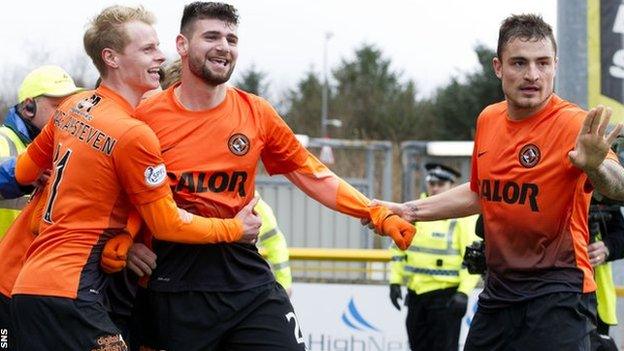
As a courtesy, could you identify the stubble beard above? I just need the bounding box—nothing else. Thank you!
[506,86,554,112]
[189,55,235,86]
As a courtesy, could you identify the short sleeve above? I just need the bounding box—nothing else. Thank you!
[114,124,171,206]
[257,98,308,175]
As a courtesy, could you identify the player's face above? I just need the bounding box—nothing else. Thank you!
[493,37,557,119]
[186,18,238,86]
[117,20,165,94]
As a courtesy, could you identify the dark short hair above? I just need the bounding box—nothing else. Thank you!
[497,14,556,59]
[180,2,239,37]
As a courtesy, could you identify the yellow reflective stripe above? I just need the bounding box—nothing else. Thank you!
[271,261,290,271]
[259,228,279,242]
[407,246,460,255]
[405,266,459,277]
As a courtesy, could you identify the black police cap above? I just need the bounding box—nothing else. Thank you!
[424,162,461,183]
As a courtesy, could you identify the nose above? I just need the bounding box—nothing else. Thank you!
[153,47,166,65]
[215,37,230,53]
[524,62,540,82]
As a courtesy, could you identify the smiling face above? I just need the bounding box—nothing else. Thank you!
[179,18,238,86]
[493,36,557,120]
[116,20,165,94]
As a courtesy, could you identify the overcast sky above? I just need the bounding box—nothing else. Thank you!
[0,0,557,101]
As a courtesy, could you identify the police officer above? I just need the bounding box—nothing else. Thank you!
[587,200,624,351]
[389,163,480,351]
[0,65,82,239]
[255,194,293,296]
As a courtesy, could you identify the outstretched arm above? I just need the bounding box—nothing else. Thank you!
[569,106,624,201]
[371,183,480,224]
[284,153,415,249]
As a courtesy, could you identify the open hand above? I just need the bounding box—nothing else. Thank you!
[568,106,623,172]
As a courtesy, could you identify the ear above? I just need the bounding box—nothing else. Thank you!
[553,56,559,75]
[102,48,119,70]
[176,34,189,57]
[492,57,503,79]
[21,98,36,118]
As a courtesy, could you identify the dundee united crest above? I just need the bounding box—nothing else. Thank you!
[228,133,250,156]
[518,144,540,168]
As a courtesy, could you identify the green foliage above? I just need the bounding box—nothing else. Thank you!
[330,44,422,142]
[282,69,324,136]
[282,43,503,142]
[234,64,269,97]
[426,44,504,140]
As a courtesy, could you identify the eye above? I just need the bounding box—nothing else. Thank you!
[227,36,238,46]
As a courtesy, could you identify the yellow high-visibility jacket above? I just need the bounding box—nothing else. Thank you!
[0,125,28,240]
[255,195,292,290]
[594,233,617,325]
[390,195,480,295]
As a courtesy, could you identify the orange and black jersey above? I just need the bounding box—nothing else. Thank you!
[135,85,309,292]
[136,84,401,292]
[470,94,618,308]
[12,86,170,301]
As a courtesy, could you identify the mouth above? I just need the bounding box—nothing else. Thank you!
[520,85,540,93]
[208,57,230,69]
[147,67,161,80]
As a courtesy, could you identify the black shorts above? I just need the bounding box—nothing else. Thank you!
[465,292,596,351]
[140,282,307,351]
[11,295,127,351]
[0,293,13,350]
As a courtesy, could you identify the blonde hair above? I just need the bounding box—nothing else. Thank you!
[83,5,156,77]
[161,59,182,89]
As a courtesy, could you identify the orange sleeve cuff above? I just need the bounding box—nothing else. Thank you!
[285,153,372,219]
[125,209,143,239]
[15,153,42,185]
[136,196,243,244]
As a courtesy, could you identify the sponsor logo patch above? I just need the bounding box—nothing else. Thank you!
[91,334,126,351]
[71,94,102,121]
[144,164,167,187]
[228,133,250,156]
[518,144,540,168]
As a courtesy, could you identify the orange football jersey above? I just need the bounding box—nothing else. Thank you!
[12,85,170,300]
[470,94,618,307]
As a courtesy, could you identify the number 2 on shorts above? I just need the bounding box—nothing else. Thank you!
[285,311,305,345]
